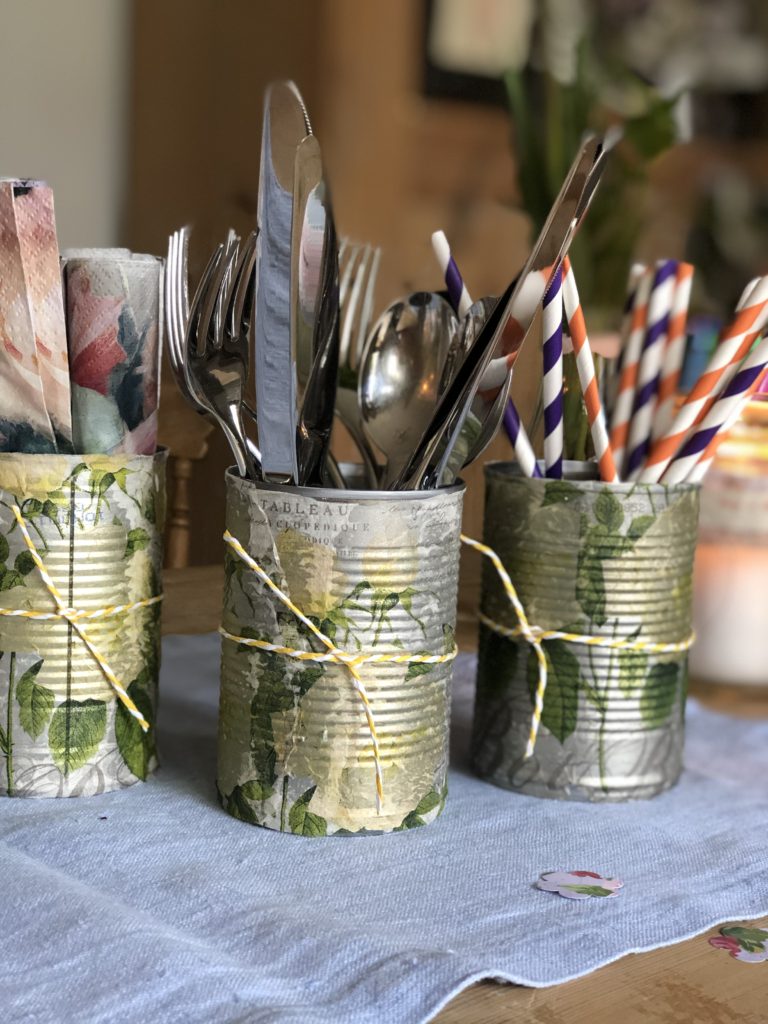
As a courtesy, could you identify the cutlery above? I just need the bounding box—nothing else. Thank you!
[392,135,606,490]
[358,292,459,488]
[167,229,259,479]
[335,241,382,486]
[254,80,311,484]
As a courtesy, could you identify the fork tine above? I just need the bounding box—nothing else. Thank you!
[338,240,360,310]
[187,243,225,357]
[352,245,381,371]
[226,230,258,340]
[339,246,369,368]
[210,233,240,350]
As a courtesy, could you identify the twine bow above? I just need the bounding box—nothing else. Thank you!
[461,534,695,756]
[0,504,162,732]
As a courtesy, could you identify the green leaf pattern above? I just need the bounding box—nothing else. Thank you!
[0,451,165,796]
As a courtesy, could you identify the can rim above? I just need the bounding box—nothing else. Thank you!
[225,466,465,503]
[484,460,700,493]
[0,445,169,464]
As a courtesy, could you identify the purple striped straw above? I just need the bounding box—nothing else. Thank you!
[624,259,678,478]
[504,400,543,479]
[542,265,564,478]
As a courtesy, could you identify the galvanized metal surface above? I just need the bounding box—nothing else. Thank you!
[472,462,699,802]
[218,472,464,834]
[0,450,166,798]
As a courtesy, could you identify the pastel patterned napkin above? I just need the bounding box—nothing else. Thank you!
[62,250,163,455]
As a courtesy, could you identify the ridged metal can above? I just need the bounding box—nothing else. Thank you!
[218,470,464,835]
[0,449,166,798]
[472,461,699,802]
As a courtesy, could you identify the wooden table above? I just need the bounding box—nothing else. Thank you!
[164,566,768,1024]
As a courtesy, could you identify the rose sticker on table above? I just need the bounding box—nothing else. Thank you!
[536,870,624,900]
[709,927,768,962]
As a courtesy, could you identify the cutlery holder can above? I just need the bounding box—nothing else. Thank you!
[0,449,166,798]
[472,462,699,802]
[218,471,464,835]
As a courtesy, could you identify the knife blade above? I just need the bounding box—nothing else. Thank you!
[393,134,605,490]
[254,80,311,483]
[292,135,340,485]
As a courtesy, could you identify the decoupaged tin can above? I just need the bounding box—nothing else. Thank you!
[0,449,166,798]
[472,462,699,802]
[218,470,464,835]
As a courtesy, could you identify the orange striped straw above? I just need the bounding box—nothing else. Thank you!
[640,275,768,483]
[609,266,654,475]
[651,262,694,441]
[562,256,618,482]
[686,368,768,484]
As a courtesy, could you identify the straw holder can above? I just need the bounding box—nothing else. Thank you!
[472,462,699,801]
[218,471,464,835]
[0,450,166,798]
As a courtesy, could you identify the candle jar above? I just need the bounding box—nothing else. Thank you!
[691,399,768,686]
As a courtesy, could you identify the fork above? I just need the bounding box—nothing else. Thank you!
[335,240,382,486]
[165,227,260,479]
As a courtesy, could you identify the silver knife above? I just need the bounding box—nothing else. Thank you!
[393,135,605,490]
[292,135,340,485]
[254,80,311,483]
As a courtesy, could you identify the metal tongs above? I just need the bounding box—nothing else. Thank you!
[392,132,615,490]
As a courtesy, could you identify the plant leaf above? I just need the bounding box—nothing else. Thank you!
[594,489,624,531]
[541,480,582,507]
[288,785,327,836]
[14,550,36,576]
[115,677,155,780]
[640,661,681,728]
[124,527,150,558]
[527,639,580,743]
[627,514,655,542]
[0,533,8,563]
[49,699,107,775]
[16,660,53,738]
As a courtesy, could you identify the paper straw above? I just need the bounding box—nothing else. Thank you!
[503,401,542,478]
[477,268,552,391]
[651,262,694,441]
[431,230,471,318]
[625,259,678,478]
[562,257,618,482]
[542,266,564,478]
[430,230,541,476]
[662,335,768,484]
[606,262,646,420]
[686,369,768,483]
[609,267,654,475]
[640,275,768,482]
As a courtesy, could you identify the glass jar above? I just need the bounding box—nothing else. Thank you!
[691,399,768,686]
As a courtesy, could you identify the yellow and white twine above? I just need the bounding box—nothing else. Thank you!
[0,504,162,732]
[221,529,459,813]
[461,534,695,757]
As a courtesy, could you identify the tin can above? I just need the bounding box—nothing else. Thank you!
[0,449,166,798]
[472,462,699,802]
[218,470,464,835]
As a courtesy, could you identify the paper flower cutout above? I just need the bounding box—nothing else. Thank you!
[709,927,768,963]
[536,870,624,900]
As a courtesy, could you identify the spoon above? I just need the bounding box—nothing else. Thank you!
[358,292,459,489]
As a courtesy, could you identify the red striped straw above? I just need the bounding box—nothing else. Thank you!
[651,262,694,441]
[562,256,618,482]
[640,274,768,483]
[542,266,564,478]
[625,259,679,478]
[609,266,654,475]
[661,334,768,484]
[686,368,768,483]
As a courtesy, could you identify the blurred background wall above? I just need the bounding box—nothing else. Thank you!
[3,0,768,599]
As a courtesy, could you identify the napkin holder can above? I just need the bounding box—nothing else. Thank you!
[218,470,464,835]
[472,462,699,802]
[0,449,166,798]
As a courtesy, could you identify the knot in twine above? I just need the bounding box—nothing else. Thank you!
[460,534,695,757]
[0,504,163,732]
[221,529,459,814]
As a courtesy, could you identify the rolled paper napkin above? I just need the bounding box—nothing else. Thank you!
[0,182,57,452]
[641,274,768,483]
[542,266,564,478]
[609,266,653,475]
[625,259,678,479]
[651,262,694,441]
[7,180,72,451]
[61,250,163,455]
[561,257,617,482]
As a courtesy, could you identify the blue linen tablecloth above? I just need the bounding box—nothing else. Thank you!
[2,633,768,1024]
